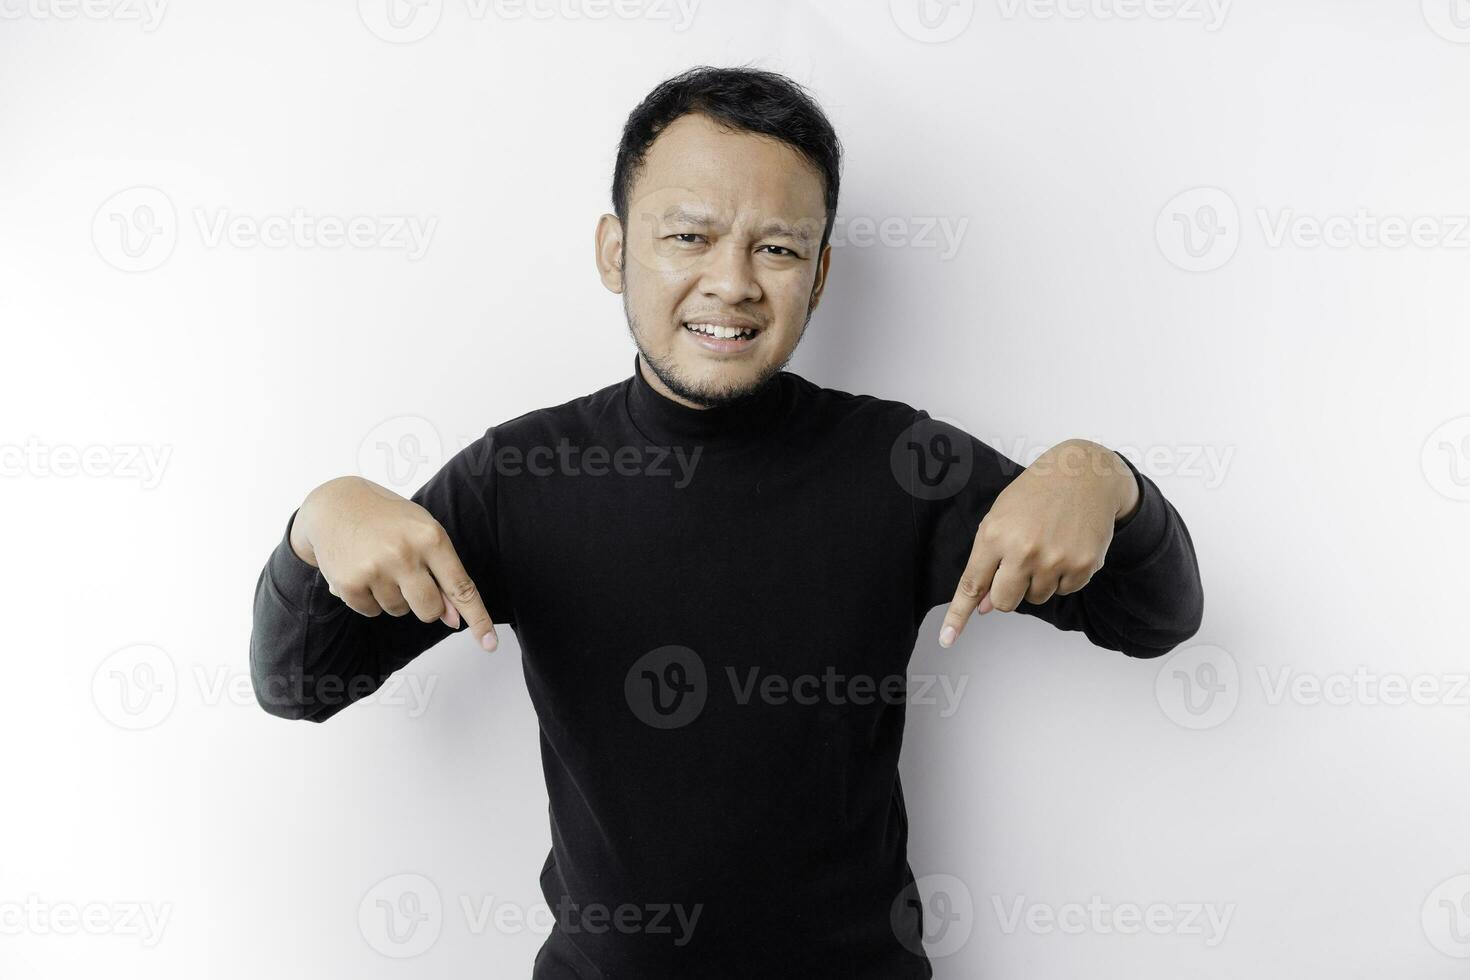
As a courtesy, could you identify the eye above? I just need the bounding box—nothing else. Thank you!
[668,233,705,244]
[759,244,798,257]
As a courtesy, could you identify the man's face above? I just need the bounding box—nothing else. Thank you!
[596,112,831,408]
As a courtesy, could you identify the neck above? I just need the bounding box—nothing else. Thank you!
[636,354,709,410]
[624,352,790,446]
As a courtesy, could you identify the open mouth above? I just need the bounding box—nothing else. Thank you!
[682,321,762,352]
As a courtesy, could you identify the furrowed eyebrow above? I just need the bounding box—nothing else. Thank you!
[657,206,816,247]
[755,220,816,247]
[660,206,715,226]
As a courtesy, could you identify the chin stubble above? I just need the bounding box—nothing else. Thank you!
[620,290,812,409]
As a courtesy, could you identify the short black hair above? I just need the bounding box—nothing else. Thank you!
[611,65,843,254]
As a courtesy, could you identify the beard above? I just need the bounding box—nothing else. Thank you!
[621,291,810,409]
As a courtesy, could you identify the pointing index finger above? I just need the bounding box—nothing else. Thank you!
[939,531,1000,648]
[425,538,498,652]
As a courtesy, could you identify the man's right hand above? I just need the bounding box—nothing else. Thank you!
[289,476,499,652]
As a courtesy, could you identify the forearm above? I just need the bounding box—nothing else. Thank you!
[250,507,453,722]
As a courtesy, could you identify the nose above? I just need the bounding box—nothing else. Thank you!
[697,239,762,307]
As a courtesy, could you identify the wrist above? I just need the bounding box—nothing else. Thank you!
[288,505,318,567]
[1111,451,1141,524]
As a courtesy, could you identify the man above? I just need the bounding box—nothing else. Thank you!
[250,66,1203,978]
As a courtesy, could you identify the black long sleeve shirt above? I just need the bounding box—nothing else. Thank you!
[249,356,1204,978]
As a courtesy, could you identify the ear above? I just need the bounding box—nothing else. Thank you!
[807,242,832,313]
[595,213,624,294]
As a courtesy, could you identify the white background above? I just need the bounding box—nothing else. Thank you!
[4,0,1470,976]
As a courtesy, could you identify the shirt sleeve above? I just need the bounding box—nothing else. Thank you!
[907,411,1204,658]
[249,427,515,722]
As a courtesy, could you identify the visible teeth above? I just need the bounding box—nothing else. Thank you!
[685,323,754,340]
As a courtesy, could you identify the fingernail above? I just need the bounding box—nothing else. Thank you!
[480,630,498,653]
[939,625,956,648]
